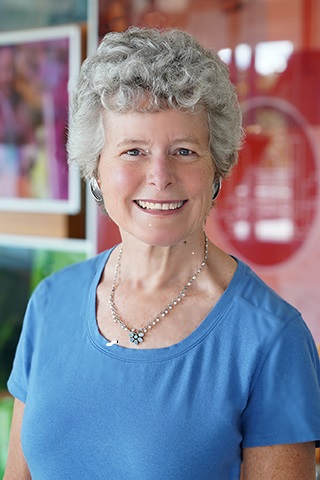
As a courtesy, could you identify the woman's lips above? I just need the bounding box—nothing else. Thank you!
[134,200,187,211]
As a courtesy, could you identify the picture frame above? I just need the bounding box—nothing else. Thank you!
[0,234,93,393]
[0,25,81,213]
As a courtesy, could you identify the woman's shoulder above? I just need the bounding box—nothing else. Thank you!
[221,260,318,394]
[229,257,302,332]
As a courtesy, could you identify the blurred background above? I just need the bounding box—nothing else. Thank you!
[0,0,319,475]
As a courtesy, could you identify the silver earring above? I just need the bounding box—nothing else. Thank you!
[89,178,104,203]
[212,177,222,201]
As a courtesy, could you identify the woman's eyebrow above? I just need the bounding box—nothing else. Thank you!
[116,138,150,148]
[171,136,203,146]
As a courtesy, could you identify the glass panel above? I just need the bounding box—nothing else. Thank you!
[95,0,320,340]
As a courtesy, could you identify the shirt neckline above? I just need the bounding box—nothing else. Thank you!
[86,247,246,362]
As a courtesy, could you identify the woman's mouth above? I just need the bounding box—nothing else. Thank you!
[134,200,187,211]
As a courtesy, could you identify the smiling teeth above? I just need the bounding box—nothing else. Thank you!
[136,200,185,210]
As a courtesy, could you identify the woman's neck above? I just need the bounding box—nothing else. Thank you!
[116,230,207,292]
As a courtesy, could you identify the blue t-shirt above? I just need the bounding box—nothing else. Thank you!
[7,249,320,480]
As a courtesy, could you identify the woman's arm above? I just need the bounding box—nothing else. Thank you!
[4,398,31,480]
[241,442,316,480]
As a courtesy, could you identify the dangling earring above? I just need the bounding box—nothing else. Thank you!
[89,177,104,203]
[212,177,222,201]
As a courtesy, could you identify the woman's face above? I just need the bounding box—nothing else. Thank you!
[98,107,215,247]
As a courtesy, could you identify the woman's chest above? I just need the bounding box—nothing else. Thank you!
[23,348,245,479]
[96,281,222,349]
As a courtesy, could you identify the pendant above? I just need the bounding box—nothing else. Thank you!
[129,330,145,345]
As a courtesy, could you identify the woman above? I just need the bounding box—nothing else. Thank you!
[5,27,320,479]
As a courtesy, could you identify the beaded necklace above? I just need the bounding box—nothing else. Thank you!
[108,233,209,345]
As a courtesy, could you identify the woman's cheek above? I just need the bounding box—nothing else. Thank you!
[100,162,135,192]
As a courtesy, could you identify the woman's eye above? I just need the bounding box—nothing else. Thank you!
[126,149,141,156]
[177,148,193,156]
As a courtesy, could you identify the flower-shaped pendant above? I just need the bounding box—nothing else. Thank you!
[129,330,145,345]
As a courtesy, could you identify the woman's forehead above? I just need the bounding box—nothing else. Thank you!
[101,108,210,153]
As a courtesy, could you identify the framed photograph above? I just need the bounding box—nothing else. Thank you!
[0,234,93,393]
[214,96,319,267]
[0,25,81,213]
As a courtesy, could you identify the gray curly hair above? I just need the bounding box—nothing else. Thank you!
[67,27,243,179]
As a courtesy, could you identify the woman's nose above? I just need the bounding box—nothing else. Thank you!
[147,155,175,190]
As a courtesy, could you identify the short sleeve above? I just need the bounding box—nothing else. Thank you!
[7,280,48,403]
[241,314,320,448]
